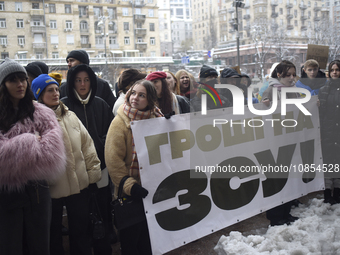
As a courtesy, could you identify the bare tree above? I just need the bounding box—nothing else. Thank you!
[203,8,218,50]
[180,38,194,53]
[251,18,273,80]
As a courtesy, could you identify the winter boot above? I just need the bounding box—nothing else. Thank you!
[324,189,336,205]
[333,188,340,203]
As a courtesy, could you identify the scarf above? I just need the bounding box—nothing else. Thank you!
[123,103,163,179]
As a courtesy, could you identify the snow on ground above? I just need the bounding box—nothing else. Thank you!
[214,198,340,255]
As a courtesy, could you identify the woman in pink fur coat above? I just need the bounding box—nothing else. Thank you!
[0,58,66,255]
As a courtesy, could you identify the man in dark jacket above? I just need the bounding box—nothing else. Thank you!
[191,65,231,112]
[59,50,116,111]
[62,64,114,255]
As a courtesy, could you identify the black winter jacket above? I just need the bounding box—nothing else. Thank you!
[61,65,114,170]
[318,80,340,165]
[60,76,116,111]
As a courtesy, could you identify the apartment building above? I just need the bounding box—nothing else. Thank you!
[0,0,161,60]
[157,0,173,56]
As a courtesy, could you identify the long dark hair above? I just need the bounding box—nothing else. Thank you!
[272,60,296,79]
[126,80,158,111]
[328,60,340,78]
[0,73,35,133]
[157,78,172,115]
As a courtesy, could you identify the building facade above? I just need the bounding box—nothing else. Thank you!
[0,0,161,60]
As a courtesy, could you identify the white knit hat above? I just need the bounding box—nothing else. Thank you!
[0,58,27,85]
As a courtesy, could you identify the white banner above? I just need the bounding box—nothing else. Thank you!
[131,96,324,255]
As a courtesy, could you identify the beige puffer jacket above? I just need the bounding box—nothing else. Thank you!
[49,104,101,199]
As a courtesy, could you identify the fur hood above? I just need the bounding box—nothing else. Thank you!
[0,102,66,191]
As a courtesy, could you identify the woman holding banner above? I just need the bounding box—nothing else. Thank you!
[105,80,163,255]
[261,60,300,226]
[318,59,340,204]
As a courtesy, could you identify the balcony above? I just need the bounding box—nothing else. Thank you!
[321,7,329,12]
[271,0,278,6]
[314,6,321,11]
[80,28,89,33]
[135,42,147,50]
[79,14,89,18]
[229,18,235,24]
[314,16,321,21]
[301,25,307,31]
[228,7,235,13]
[31,26,46,33]
[134,14,146,22]
[134,0,145,7]
[33,42,46,49]
[243,14,250,19]
[95,28,103,34]
[287,25,294,30]
[299,4,307,9]
[244,25,251,30]
[229,28,235,33]
[81,43,91,48]
[300,15,308,20]
[109,44,119,49]
[30,9,44,16]
[135,28,147,36]
[286,3,293,8]
[108,29,118,34]
[253,0,267,5]
[287,14,293,19]
[271,12,278,18]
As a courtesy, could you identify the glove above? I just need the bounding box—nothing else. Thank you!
[164,111,175,119]
[131,184,148,199]
[88,183,98,193]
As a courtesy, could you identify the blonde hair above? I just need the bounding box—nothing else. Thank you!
[175,69,194,94]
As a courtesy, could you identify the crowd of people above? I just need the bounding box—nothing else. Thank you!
[0,52,339,254]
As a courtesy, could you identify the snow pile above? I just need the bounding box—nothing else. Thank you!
[215,198,340,255]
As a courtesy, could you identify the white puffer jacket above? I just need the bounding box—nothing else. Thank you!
[49,104,101,198]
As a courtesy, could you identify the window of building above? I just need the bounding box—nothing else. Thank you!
[80,21,88,30]
[148,0,153,3]
[122,8,129,16]
[137,37,143,42]
[164,23,168,29]
[124,37,130,45]
[135,8,141,14]
[124,22,129,30]
[66,20,72,29]
[50,20,57,29]
[165,34,168,39]
[0,36,7,45]
[109,36,116,45]
[17,36,25,46]
[49,3,56,13]
[1,52,9,59]
[81,35,89,44]
[51,34,58,44]
[52,52,59,59]
[33,19,41,26]
[18,53,27,59]
[15,2,22,12]
[148,9,154,17]
[150,23,155,31]
[176,8,183,16]
[79,6,87,17]
[95,36,103,45]
[136,22,142,28]
[294,20,298,26]
[66,34,74,44]
[308,1,311,7]
[150,37,155,45]
[65,4,71,13]
[32,3,39,9]
[108,7,116,19]
[279,8,283,14]
[36,52,43,59]
[0,19,6,28]
[16,19,24,28]
[93,7,102,17]
[294,9,297,17]
[0,1,5,11]
[186,8,190,17]
[150,51,156,57]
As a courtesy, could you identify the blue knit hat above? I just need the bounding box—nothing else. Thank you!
[31,74,59,100]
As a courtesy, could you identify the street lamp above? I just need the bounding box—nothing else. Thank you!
[232,0,245,67]
[98,16,109,80]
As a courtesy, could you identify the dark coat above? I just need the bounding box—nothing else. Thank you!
[61,65,114,170]
[60,76,116,111]
[318,80,340,165]
[176,95,191,113]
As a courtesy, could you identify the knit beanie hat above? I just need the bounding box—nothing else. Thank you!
[33,61,49,74]
[25,63,43,78]
[200,65,218,79]
[118,69,147,93]
[66,50,90,65]
[0,58,27,86]
[31,74,59,100]
[48,72,63,86]
[146,71,167,81]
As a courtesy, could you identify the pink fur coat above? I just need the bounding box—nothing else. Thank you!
[0,102,66,191]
